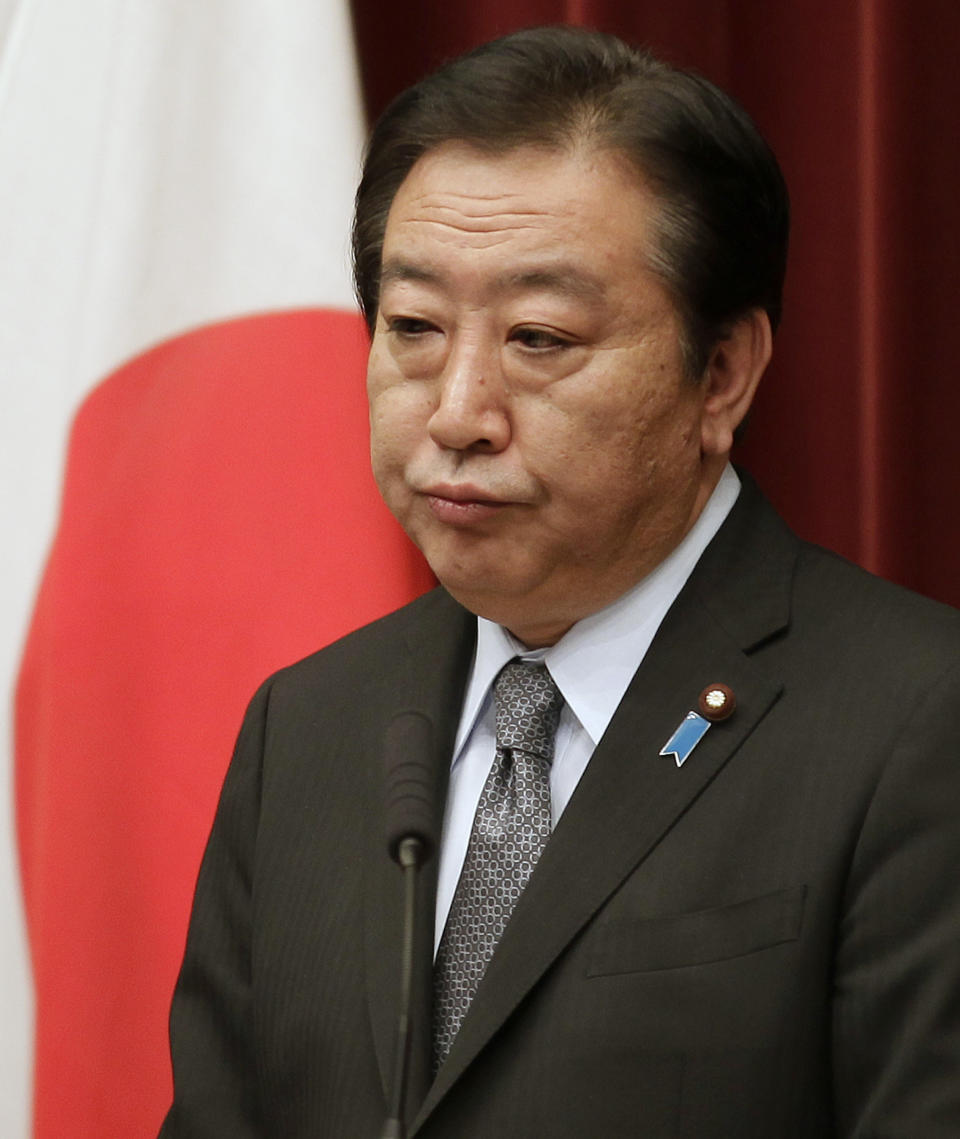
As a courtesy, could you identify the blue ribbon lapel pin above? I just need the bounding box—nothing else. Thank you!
[659,684,737,768]
[659,711,710,768]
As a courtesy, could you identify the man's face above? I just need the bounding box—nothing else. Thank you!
[367,142,725,646]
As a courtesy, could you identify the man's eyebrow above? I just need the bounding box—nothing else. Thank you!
[379,260,607,303]
[379,260,439,289]
[496,267,607,303]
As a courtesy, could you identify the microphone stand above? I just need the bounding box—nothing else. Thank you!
[382,836,425,1139]
[381,710,436,1139]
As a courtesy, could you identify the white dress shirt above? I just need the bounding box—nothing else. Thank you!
[433,464,742,952]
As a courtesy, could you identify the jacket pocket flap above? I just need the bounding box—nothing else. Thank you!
[587,884,806,976]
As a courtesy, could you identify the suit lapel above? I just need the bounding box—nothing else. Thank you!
[363,592,475,1119]
[412,477,797,1130]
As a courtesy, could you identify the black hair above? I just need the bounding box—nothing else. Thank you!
[352,25,789,377]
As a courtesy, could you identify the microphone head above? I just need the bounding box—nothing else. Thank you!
[383,710,438,865]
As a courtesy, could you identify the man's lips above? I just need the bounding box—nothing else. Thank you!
[419,483,516,525]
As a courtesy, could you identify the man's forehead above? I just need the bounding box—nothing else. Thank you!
[386,139,653,225]
[376,144,661,303]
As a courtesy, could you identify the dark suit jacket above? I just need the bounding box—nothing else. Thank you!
[159,477,960,1137]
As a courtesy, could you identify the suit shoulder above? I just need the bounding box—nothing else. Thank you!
[258,586,468,698]
[791,538,960,670]
[793,538,960,626]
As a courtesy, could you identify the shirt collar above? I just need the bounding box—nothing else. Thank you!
[454,463,741,756]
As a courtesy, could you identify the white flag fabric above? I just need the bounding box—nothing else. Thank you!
[2,3,431,1136]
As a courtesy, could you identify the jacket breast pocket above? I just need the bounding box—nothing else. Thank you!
[586,884,806,977]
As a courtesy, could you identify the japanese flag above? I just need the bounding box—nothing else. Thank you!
[2,2,431,1136]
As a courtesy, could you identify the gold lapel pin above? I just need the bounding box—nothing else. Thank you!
[698,683,736,722]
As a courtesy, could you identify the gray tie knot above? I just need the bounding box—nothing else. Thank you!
[494,660,562,762]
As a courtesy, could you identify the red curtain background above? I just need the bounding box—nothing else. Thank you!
[351,0,960,609]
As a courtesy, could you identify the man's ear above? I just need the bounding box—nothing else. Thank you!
[699,308,772,458]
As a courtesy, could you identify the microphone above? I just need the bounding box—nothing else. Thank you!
[382,711,437,1139]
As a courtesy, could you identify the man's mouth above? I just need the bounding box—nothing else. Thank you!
[420,483,512,525]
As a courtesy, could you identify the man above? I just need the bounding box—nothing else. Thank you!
[160,27,960,1137]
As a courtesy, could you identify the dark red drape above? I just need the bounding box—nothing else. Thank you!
[351,0,960,608]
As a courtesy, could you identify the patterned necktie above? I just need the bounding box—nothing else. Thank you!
[432,659,563,1072]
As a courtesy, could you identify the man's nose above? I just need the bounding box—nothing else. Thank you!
[427,337,510,453]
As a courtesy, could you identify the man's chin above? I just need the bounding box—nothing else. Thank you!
[427,563,523,620]
[427,565,566,645]
[412,529,555,618]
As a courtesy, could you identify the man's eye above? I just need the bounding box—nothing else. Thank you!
[511,327,571,350]
[386,317,437,337]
